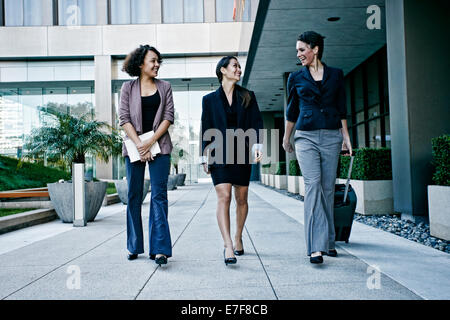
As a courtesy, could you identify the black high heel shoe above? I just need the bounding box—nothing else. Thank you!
[155,255,167,266]
[234,239,244,256]
[223,249,237,266]
[127,253,138,260]
[310,254,323,264]
[328,249,338,257]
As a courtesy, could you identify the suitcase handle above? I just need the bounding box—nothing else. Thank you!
[343,155,354,203]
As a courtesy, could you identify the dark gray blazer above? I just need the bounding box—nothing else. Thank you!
[118,78,175,157]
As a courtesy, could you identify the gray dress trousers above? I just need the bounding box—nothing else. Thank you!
[294,129,343,256]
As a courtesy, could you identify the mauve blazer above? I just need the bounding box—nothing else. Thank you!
[118,78,175,157]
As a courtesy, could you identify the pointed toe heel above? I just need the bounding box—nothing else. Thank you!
[155,255,168,266]
[310,255,323,264]
[223,249,237,266]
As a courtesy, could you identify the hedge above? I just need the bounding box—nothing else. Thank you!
[338,148,392,180]
[288,159,302,176]
[0,155,70,191]
[275,162,286,175]
[431,134,450,186]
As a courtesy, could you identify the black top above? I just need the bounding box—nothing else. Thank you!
[141,90,160,133]
[219,86,238,129]
[315,80,322,91]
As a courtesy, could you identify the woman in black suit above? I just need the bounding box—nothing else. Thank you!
[201,56,264,266]
[283,31,352,264]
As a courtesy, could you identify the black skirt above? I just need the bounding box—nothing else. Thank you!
[210,164,252,187]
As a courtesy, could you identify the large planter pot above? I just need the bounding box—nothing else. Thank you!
[267,174,275,187]
[428,185,450,241]
[287,175,299,193]
[337,179,393,215]
[167,175,178,190]
[274,175,287,190]
[114,179,150,205]
[176,173,186,186]
[47,181,107,223]
[299,176,305,197]
[260,173,265,184]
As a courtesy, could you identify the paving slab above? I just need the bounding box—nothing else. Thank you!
[0,182,437,300]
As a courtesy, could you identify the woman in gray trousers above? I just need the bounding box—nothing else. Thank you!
[283,31,352,264]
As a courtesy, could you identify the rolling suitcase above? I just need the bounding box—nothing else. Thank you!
[334,153,357,243]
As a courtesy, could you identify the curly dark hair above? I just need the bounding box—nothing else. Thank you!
[122,45,163,77]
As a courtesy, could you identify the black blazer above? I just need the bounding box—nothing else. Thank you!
[201,86,264,167]
[286,63,347,131]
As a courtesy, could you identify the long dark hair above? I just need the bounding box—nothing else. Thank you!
[216,56,251,108]
[298,31,325,60]
[122,45,163,77]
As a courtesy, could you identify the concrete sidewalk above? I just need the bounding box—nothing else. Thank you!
[0,182,447,300]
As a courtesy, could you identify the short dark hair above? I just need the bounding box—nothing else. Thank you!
[122,45,163,77]
[298,31,325,60]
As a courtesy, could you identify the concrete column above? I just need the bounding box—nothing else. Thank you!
[96,0,108,25]
[150,0,162,24]
[204,0,215,23]
[385,0,450,221]
[94,55,113,179]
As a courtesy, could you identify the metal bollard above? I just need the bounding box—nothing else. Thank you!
[73,163,86,227]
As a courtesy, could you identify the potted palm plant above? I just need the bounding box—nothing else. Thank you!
[171,144,188,187]
[24,103,122,223]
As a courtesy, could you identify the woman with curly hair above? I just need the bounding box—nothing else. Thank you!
[118,45,174,266]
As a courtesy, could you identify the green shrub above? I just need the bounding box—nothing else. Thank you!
[431,134,450,186]
[338,148,392,180]
[106,182,117,195]
[275,162,286,175]
[288,159,302,176]
[0,155,70,191]
[261,163,271,174]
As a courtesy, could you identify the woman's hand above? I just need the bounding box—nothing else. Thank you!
[137,139,155,157]
[282,138,294,153]
[140,150,154,162]
[202,163,210,174]
[136,140,148,157]
[254,150,263,163]
[341,135,353,156]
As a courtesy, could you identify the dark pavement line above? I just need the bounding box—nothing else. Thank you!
[134,185,213,300]
[1,229,126,300]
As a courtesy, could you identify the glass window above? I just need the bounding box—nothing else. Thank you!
[356,124,366,148]
[131,0,152,24]
[5,0,48,26]
[184,0,203,23]
[216,0,250,22]
[59,0,97,26]
[368,119,381,148]
[353,68,364,113]
[366,57,379,110]
[110,0,131,24]
[216,0,234,22]
[0,89,20,155]
[68,87,94,117]
[24,0,44,26]
[5,0,23,26]
[163,0,183,23]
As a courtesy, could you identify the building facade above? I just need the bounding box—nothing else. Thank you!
[0,0,258,182]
